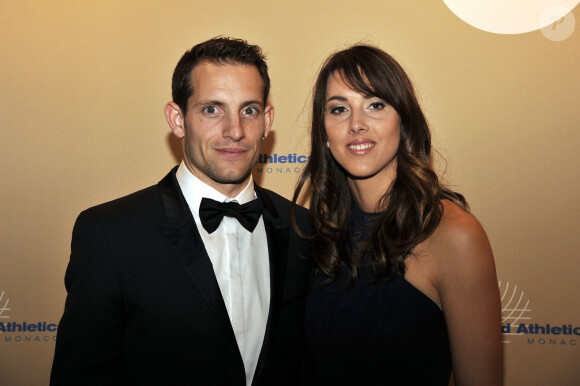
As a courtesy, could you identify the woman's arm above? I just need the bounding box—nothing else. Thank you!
[436,202,503,385]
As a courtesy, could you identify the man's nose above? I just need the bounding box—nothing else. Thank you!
[223,114,244,141]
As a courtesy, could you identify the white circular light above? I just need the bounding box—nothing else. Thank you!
[443,0,579,34]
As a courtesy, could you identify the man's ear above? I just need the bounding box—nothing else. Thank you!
[262,105,274,139]
[164,102,185,139]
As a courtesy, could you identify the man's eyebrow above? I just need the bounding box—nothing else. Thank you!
[242,100,264,107]
[194,100,264,107]
[195,100,226,107]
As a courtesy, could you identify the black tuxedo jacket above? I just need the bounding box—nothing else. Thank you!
[50,168,312,385]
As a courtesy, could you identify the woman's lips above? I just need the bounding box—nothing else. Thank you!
[346,140,376,154]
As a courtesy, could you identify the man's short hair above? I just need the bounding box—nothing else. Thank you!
[171,36,270,115]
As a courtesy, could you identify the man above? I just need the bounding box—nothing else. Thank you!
[51,37,312,385]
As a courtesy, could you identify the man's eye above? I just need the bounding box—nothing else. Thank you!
[242,107,258,115]
[204,105,218,114]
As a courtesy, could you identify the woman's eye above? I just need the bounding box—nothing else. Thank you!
[330,106,347,114]
[369,102,385,110]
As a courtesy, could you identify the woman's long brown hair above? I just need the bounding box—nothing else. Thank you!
[292,44,467,284]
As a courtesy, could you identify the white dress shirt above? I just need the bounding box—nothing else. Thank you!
[176,162,270,386]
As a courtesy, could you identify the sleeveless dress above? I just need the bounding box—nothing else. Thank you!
[304,205,452,385]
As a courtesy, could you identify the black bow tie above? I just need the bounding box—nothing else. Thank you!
[199,197,263,234]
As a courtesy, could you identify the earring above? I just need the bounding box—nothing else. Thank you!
[261,136,266,140]
[326,141,330,148]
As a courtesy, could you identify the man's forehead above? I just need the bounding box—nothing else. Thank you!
[191,61,259,83]
[195,59,250,70]
[189,61,264,101]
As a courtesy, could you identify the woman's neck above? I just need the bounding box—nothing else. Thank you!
[347,158,397,213]
[348,177,390,213]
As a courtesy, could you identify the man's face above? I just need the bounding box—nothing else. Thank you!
[166,61,273,196]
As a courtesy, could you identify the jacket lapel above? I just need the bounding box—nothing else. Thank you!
[157,167,238,347]
[252,186,290,383]
[156,171,291,383]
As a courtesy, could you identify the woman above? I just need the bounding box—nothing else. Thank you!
[293,45,502,385]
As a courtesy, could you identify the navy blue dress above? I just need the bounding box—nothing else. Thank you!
[304,206,451,385]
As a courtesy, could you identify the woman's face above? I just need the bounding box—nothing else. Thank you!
[324,72,400,186]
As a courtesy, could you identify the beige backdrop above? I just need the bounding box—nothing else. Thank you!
[1,1,578,385]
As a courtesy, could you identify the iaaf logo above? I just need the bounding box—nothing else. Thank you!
[0,290,58,343]
[0,290,10,333]
[500,281,578,346]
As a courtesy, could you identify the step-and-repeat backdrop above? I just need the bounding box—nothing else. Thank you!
[1,1,578,384]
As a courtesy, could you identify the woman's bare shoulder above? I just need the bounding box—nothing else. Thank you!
[432,202,502,385]
[435,201,488,251]
[427,200,495,284]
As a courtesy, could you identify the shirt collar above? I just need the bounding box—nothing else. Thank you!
[175,161,256,215]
